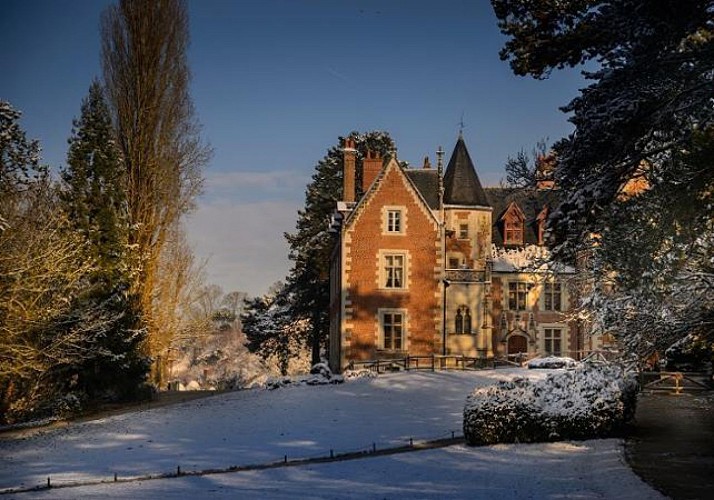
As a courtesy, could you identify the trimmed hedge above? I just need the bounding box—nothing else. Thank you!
[463,363,638,446]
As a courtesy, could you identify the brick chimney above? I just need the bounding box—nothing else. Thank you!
[342,138,356,202]
[535,153,556,190]
[362,150,382,193]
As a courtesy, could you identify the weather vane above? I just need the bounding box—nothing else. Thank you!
[458,112,466,137]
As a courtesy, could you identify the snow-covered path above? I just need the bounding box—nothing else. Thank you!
[0,369,664,499]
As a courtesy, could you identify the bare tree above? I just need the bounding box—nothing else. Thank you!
[101,0,210,384]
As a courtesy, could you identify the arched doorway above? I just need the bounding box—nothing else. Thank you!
[507,334,528,355]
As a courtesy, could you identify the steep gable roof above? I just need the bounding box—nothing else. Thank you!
[343,157,439,231]
[443,135,490,207]
[404,169,440,209]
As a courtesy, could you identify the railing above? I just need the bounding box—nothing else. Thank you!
[639,371,712,393]
[347,355,494,373]
[444,269,486,283]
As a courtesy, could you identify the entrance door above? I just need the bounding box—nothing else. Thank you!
[507,334,528,355]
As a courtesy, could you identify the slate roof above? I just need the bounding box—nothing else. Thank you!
[485,187,560,247]
[442,135,490,207]
[405,169,440,209]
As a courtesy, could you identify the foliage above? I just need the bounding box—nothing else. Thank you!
[463,363,638,446]
[503,139,549,189]
[101,0,211,386]
[492,0,714,357]
[60,81,150,402]
[0,101,45,212]
[285,131,397,364]
[242,282,310,376]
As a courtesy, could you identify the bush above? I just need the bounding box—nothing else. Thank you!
[463,363,638,446]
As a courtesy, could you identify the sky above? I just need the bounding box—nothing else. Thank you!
[1,0,589,297]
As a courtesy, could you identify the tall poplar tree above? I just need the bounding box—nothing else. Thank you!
[101,0,210,385]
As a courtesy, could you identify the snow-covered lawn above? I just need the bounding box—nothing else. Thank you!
[0,368,664,499]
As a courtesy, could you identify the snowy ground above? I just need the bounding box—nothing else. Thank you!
[0,368,664,499]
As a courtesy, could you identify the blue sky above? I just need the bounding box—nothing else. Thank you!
[1,0,587,297]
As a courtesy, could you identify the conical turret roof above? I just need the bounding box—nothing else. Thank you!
[443,135,490,207]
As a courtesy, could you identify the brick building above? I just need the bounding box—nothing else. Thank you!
[328,135,596,372]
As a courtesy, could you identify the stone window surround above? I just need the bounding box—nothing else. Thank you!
[381,205,407,236]
[539,323,568,356]
[377,308,408,351]
[377,249,409,291]
[543,281,563,311]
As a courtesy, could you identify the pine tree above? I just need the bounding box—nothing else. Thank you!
[61,81,149,400]
[492,0,714,358]
[285,131,398,364]
[242,283,306,376]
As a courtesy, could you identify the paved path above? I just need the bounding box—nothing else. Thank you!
[625,391,714,500]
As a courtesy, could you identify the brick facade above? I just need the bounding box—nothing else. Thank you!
[329,136,580,372]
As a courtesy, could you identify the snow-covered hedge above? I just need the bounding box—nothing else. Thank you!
[463,363,638,446]
[527,356,578,369]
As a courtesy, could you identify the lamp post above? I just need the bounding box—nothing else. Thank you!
[442,279,450,355]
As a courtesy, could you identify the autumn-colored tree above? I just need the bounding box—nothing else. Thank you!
[101,0,210,384]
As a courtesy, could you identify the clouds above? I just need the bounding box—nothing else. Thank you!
[185,169,306,297]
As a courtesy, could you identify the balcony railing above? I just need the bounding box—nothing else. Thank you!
[445,268,486,283]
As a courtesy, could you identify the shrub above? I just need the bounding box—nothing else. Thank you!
[463,363,638,446]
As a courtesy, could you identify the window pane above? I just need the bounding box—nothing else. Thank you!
[459,224,468,239]
[383,312,404,350]
[388,210,401,232]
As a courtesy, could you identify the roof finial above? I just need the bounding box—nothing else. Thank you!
[458,112,465,138]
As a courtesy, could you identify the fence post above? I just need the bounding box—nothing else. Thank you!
[406,355,410,371]
[431,354,435,372]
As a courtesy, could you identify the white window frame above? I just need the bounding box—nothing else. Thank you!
[378,309,407,351]
[379,251,408,290]
[382,205,407,235]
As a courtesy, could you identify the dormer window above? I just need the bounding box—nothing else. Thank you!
[504,219,523,245]
[501,202,525,246]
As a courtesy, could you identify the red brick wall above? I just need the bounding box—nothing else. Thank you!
[344,164,440,360]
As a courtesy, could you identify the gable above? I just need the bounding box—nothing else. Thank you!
[343,158,440,233]
[487,187,560,247]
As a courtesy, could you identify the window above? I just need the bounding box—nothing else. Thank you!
[544,328,563,356]
[383,206,406,235]
[382,311,404,350]
[455,306,472,334]
[544,282,562,311]
[448,257,460,269]
[384,254,405,289]
[387,210,402,233]
[508,282,528,311]
[458,223,469,239]
[504,219,523,245]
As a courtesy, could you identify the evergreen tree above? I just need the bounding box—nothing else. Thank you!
[492,0,714,357]
[285,131,397,364]
[61,82,149,400]
[242,283,306,376]
[62,80,127,283]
